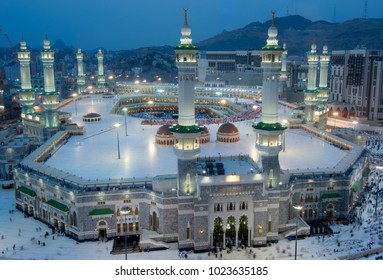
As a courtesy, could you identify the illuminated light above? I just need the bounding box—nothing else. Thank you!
[225,174,240,182]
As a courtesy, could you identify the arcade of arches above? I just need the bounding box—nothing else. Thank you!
[328,105,356,119]
[213,215,249,249]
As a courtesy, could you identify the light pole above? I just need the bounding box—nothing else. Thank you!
[122,107,128,136]
[292,204,303,260]
[72,93,78,116]
[147,100,154,124]
[120,206,132,260]
[352,120,358,130]
[114,123,121,159]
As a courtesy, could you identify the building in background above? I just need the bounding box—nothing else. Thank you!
[328,49,383,123]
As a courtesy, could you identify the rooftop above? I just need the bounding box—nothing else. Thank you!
[41,94,348,181]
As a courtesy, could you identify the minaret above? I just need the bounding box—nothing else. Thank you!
[96,49,106,89]
[279,43,288,99]
[304,43,320,106]
[253,12,286,189]
[318,45,330,103]
[170,9,203,197]
[17,35,35,117]
[76,48,86,94]
[40,34,59,128]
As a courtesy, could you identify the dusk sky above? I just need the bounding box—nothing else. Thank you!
[1,0,382,50]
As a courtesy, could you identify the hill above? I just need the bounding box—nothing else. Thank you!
[196,15,383,55]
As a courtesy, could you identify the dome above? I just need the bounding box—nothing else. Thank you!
[155,124,175,145]
[181,25,191,37]
[268,26,278,38]
[156,124,173,136]
[323,45,328,54]
[83,112,101,122]
[83,113,101,118]
[311,43,317,53]
[218,123,239,134]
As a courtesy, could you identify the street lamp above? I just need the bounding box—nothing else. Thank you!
[352,120,358,130]
[147,100,154,124]
[120,206,132,260]
[114,123,121,159]
[122,107,128,136]
[72,93,78,116]
[292,204,303,260]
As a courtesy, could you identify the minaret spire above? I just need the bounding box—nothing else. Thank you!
[40,34,60,128]
[184,8,188,25]
[17,35,35,117]
[271,10,275,26]
[76,48,86,94]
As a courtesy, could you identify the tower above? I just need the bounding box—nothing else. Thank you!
[318,45,330,103]
[170,9,203,197]
[279,43,288,99]
[253,12,286,189]
[97,49,106,89]
[17,36,35,117]
[76,48,86,94]
[170,9,204,251]
[304,44,320,106]
[40,34,59,129]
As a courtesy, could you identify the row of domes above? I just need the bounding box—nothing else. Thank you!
[156,122,240,145]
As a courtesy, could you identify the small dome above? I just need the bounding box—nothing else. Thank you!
[311,43,317,53]
[218,123,239,134]
[83,113,101,118]
[323,45,328,54]
[181,25,191,37]
[155,124,175,145]
[268,26,278,38]
[217,123,240,143]
[83,112,101,122]
[156,124,173,136]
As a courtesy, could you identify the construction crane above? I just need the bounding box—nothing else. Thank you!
[0,27,18,63]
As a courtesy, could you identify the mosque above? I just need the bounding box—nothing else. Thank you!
[13,11,368,252]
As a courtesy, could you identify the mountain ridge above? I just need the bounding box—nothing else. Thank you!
[196,15,383,55]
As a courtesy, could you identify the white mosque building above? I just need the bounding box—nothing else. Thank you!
[13,11,368,253]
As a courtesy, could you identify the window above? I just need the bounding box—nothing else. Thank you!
[227,202,235,211]
[214,203,223,212]
[239,201,248,210]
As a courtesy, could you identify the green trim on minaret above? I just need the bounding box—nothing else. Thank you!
[174,44,198,50]
[169,124,204,134]
[252,122,287,131]
[261,45,285,51]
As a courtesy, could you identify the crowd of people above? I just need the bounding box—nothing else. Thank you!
[139,104,261,126]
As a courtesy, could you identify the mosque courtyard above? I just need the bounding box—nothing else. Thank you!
[45,94,347,180]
